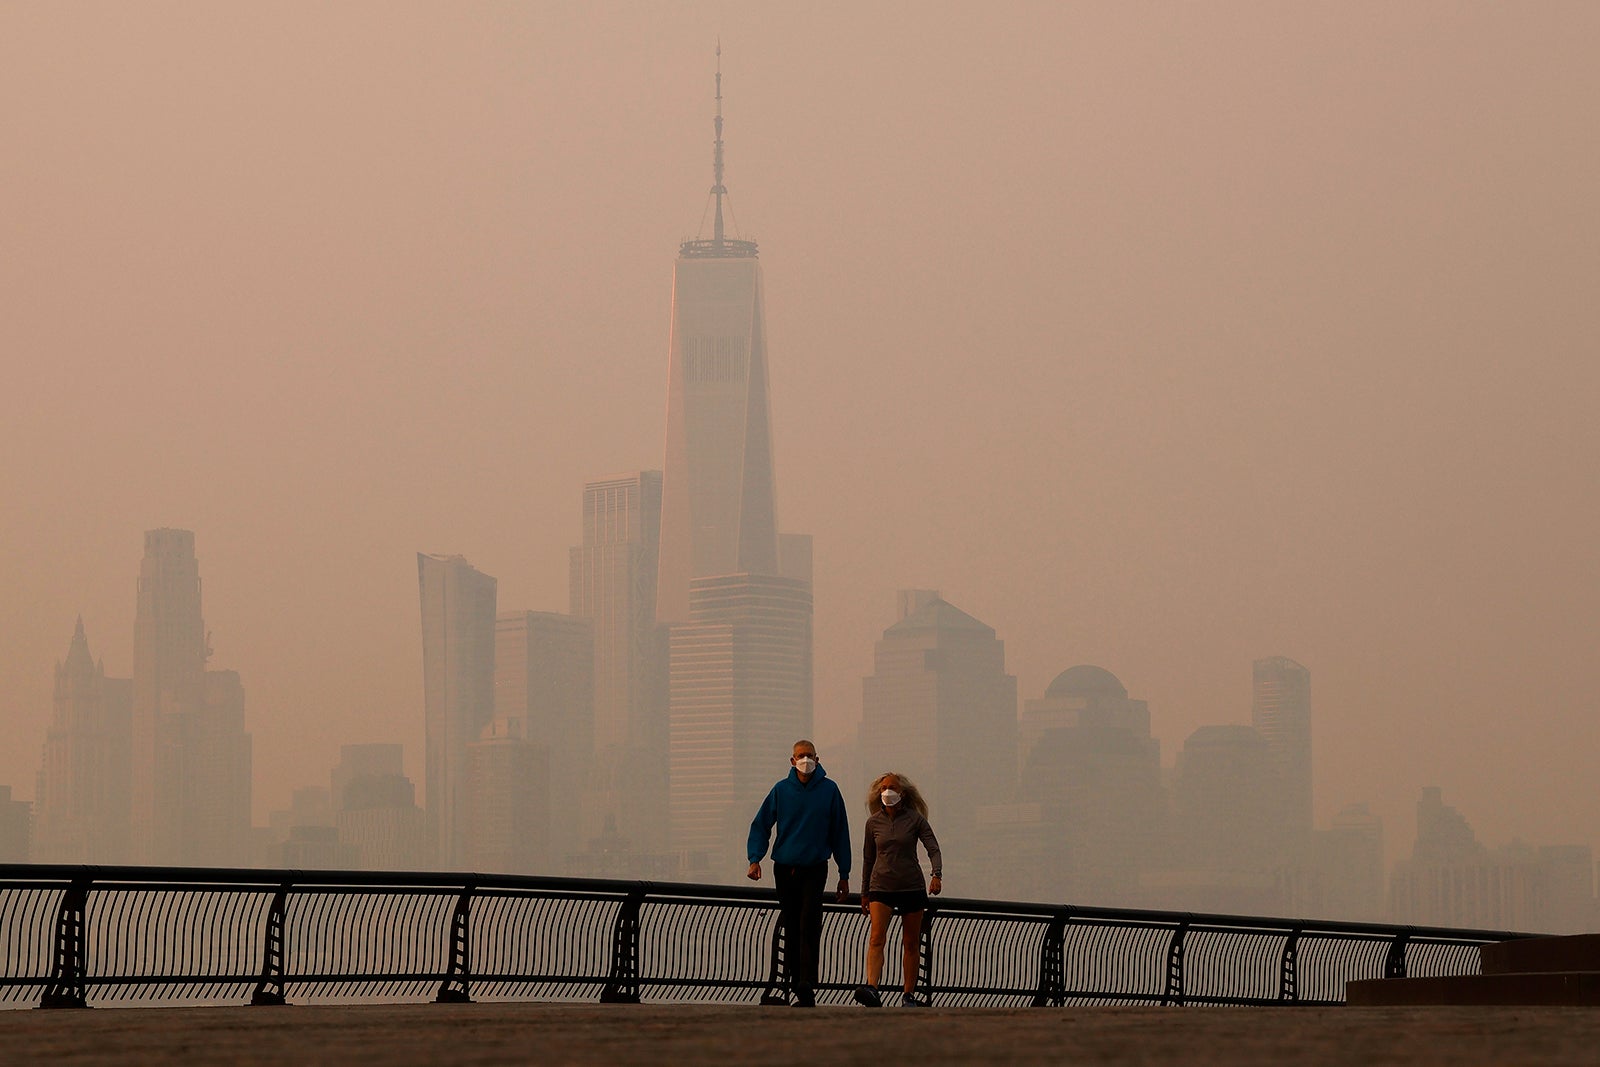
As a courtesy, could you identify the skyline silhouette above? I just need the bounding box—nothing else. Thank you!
[2,5,1597,872]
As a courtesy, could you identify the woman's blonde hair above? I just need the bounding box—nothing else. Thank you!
[866,772,928,818]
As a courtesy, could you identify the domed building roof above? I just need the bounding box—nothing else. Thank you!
[1044,664,1127,699]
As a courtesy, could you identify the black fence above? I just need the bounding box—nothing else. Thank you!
[0,865,1526,1009]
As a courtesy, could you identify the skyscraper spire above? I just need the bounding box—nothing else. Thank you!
[712,40,725,245]
[682,43,755,259]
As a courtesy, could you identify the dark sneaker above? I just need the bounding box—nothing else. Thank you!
[901,992,929,1008]
[853,984,882,1008]
[792,988,816,1008]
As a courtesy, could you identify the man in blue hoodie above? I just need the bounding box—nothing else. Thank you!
[747,739,852,1008]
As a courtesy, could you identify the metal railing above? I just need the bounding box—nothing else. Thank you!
[0,865,1527,1009]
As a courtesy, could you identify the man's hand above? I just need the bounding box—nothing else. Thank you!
[929,876,943,896]
[835,877,849,903]
[747,862,762,881]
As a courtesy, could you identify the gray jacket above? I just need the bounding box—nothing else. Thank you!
[861,807,942,894]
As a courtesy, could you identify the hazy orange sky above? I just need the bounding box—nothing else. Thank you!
[3,3,1596,862]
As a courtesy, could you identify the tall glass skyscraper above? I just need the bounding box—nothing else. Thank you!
[418,553,497,868]
[131,529,251,865]
[658,56,813,873]
[1251,655,1312,837]
[657,57,780,625]
[570,472,667,856]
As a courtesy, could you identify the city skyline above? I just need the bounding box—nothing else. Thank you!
[2,5,1597,871]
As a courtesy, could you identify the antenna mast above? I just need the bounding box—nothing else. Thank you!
[712,40,726,245]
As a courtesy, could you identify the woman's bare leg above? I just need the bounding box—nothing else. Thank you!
[900,909,923,994]
[867,901,893,987]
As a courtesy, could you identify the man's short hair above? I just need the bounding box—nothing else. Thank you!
[792,739,816,755]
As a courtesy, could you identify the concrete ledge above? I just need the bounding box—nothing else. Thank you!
[1348,972,1600,1006]
[1481,934,1600,976]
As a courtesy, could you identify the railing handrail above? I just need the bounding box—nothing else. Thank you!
[0,863,1535,943]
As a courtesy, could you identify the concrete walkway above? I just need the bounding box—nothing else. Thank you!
[4,1002,1600,1065]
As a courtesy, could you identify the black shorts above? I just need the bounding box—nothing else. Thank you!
[867,889,928,916]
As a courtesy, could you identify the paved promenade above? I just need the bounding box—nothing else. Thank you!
[4,1002,1599,1065]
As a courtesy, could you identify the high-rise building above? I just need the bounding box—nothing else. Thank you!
[463,715,549,875]
[1016,665,1161,905]
[332,744,429,870]
[131,528,205,863]
[493,610,592,868]
[859,594,1017,864]
[33,618,132,862]
[669,573,812,875]
[569,472,668,859]
[130,529,251,865]
[0,786,30,862]
[1251,656,1312,837]
[418,553,497,869]
[657,56,783,625]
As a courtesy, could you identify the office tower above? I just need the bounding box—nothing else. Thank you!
[493,610,592,868]
[418,553,497,868]
[0,786,30,862]
[1383,788,1589,930]
[1160,724,1291,913]
[130,529,252,865]
[463,716,549,874]
[1251,656,1312,837]
[669,574,812,874]
[1016,665,1161,905]
[332,744,429,870]
[1308,803,1386,921]
[131,528,206,863]
[569,472,668,859]
[657,55,783,625]
[859,594,1017,863]
[33,618,132,862]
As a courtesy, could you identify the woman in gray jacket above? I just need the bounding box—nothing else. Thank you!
[854,772,942,1008]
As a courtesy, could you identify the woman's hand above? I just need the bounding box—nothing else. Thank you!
[929,876,942,896]
[859,892,870,915]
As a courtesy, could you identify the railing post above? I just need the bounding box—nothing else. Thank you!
[251,883,292,1006]
[1278,927,1300,1002]
[1031,910,1069,1007]
[1160,917,1190,1007]
[39,875,91,1009]
[435,884,473,1003]
[758,906,790,1005]
[1384,930,1411,980]
[600,887,645,1003]
[917,904,938,1004]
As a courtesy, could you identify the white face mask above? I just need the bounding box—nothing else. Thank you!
[881,789,902,807]
[794,756,817,775]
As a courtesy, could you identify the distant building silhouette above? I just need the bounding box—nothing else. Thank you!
[493,610,592,869]
[1315,802,1387,922]
[32,618,132,862]
[654,63,813,880]
[1251,656,1312,838]
[130,529,251,865]
[463,715,549,875]
[669,574,812,875]
[1016,665,1161,905]
[0,786,29,862]
[1387,786,1596,932]
[860,593,1017,868]
[655,66,780,628]
[418,553,497,868]
[569,472,668,870]
[1156,724,1286,913]
[331,744,428,870]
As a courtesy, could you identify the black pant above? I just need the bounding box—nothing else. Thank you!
[773,863,828,1001]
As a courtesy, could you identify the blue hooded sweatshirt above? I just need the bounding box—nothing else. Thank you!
[747,764,852,874]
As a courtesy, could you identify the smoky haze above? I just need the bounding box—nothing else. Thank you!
[2,4,1597,916]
